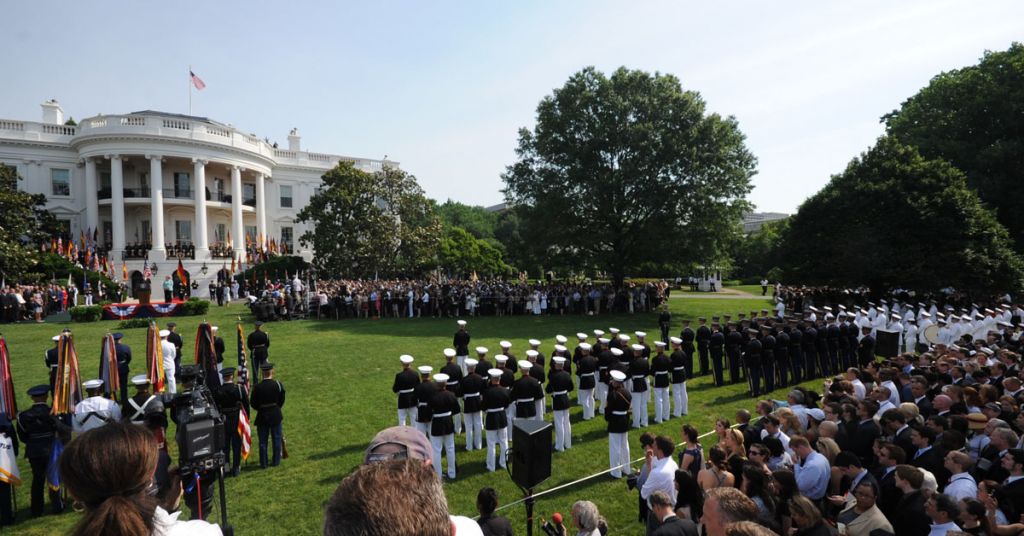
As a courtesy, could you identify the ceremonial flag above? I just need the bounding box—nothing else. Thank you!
[122,261,128,280]
[93,227,98,243]
[190,70,206,90]
[0,337,16,420]
[67,272,72,288]
[236,322,249,386]
[176,260,187,286]
[144,260,152,280]
[238,405,252,461]
[46,438,63,491]
[146,322,166,393]
[79,230,85,251]
[52,331,83,415]
[0,431,19,486]
[194,323,220,392]
[98,333,119,402]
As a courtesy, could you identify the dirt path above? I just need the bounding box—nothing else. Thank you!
[669,288,763,299]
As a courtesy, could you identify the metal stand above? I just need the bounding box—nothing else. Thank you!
[524,488,535,536]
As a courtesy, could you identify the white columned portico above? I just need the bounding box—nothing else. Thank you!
[193,159,209,258]
[230,165,244,258]
[255,172,267,247]
[109,155,125,256]
[148,155,165,261]
[84,158,99,233]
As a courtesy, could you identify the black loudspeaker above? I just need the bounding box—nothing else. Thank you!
[511,419,552,489]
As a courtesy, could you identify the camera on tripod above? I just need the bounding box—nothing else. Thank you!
[173,364,226,475]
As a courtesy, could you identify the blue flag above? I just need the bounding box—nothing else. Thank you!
[46,437,64,491]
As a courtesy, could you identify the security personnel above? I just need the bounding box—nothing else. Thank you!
[650,341,672,423]
[679,319,696,380]
[627,344,650,428]
[247,321,271,369]
[744,328,763,397]
[576,342,598,420]
[212,326,226,371]
[634,331,651,359]
[113,332,132,403]
[709,321,726,387]
[802,318,818,379]
[429,373,459,480]
[392,355,419,426]
[788,318,804,383]
[474,346,493,375]
[16,385,65,516]
[606,370,632,479]
[453,320,471,375]
[166,322,184,374]
[413,366,436,437]
[761,325,777,394]
[440,349,464,435]
[658,305,672,343]
[124,375,168,450]
[525,350,546,418]
[668,337,689,417]
[44,336,60,392]
[512,361,542,420]
[695,318,711,376]
[482,368,511,472]
[725,322,744,385]
[460,358,486,451]
[550,337,572,378]
[498,341,518,374]
[546,356,574,451]
[775,322,791,389]
[495,355,515,388]
[215,368,249,476]
[73,379,122,433]
[250,362,285,469]
[837,313,851,370]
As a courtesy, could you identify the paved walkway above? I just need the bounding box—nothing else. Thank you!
[669,288,768,299]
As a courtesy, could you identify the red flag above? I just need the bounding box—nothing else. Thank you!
[0,337,17,420]
[122,261,128,280]
[190,70,206,90]
[238,406,252,460]
[176,260,187,286]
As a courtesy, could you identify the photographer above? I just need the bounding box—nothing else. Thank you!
[60,422,222,535]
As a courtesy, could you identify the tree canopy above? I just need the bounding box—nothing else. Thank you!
[502,66,756,286]
[778,137,1023,295]
[0,164,60,278]
[296,162,440,278]
[884,42,1024,251]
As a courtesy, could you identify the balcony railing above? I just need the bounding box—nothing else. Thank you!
[163,188,193,200]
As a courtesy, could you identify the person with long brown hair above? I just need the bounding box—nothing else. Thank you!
[60,422,221,536]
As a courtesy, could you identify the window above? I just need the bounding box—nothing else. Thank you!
[175,220,192,243]
[55,219,72,240]
[215,223,226,244]
[51,168,71,196]
[100,172,111,190]
[280,185,293,208]
[245,225,257,243]
[281,227,293,252]
[214,178,224,201]
[173,172,191,198]
[243,183,256,204]
[142,219,151,243]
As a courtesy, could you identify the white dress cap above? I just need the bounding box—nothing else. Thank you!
[433,373,449,383]
[83,379,104,389]
[609,370,627,382]
[399,355,415,364]
[554,344,567,353]
[528,339,541,347]
[475,346,489,354]
[499,341,512,349]
[443,348,457,358]
[555,335,568,344]
[518,360,533,370]
[418,366,433,374]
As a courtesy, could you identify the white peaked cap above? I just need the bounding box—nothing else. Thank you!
[159,330,170,337]
[631,344,645,352]
[554,344,567,352]
[443,348,457,358]
[465,358,478,367]
[83,379,103,389]
[610,348,624,356]
[654,341,666,348]
[528,339,541,346]
[610,370,626,382]
[418,366,433,374]
[526,350,539,359]
[399,355,415,364]
[488,369,503,378]
[499,341,512,349]
[518,360,533,370]
[555,335,568,344]
[635,331,646,337]
[552,356,566,365]
[576,332,588,340]
[457,320,467,326]
[433,373,449,383]
[670,337,682,344]
[579,343,592,351]
[475,346,489,354]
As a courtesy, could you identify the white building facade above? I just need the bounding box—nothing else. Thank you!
[0,100,392,292]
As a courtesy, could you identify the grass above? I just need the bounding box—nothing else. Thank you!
[2,293,827,536]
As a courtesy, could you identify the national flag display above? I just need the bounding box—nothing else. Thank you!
[46,437,63,491]
[98,333,120,402]
[190,70,206,90]
[146,322,166,393]
[176,259,187,287]
[0,337,17,420]
[52,332,82,415]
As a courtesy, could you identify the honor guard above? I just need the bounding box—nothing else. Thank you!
[460,358,486,451]
[512,361,542,420]
[250,362,285,469]
[440,349,464,435]
[679,319,696,380]
[802,318,818,379]
[453,320,471,375]
[725,322,744,385]
[627,344,650,428]
[551,335,571,377]
[125,375,168,449]
[525,350,546,418]
[73,379,122,433]
[494,355,515,388]
[474,346,493,374]
[858,326,876,368]
[247,321,271,369]
[428,373,459,480]
[498,341,517,374]
[668,338,689,417]
[635,331,651,359]
[744,328,763,398]
[650,341,671,423]
[695,318,711,376]
[392,355,419,426]
[16,385,65,516]
[606,370,632,479]
[413,366,436,437]
[658,305,672,343]
[788,317,804,383]
[112,332,132,403]
[608,328,622,351]
[576,342,597,420]
[546,356,573,451]
[760,325,777,394]
[572,332,589,381]
[775,321,791,388]
[528,339,546,369]
[166,322,184,374]
[482,369,510,472]
[45,336,60,392]
[595,337,612,415]
[215,367,250,476]
[211,326,226,372]
[160,329,177,394]
[709,321,726,387]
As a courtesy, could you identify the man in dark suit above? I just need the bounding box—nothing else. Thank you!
[999,449,1024,522]
[649,490,698,536]
[476,487,514,536]
[910,376,934,419]
[857,325,876,368]
[881,409,915,458]
[876,443,905,519]
[909,426,949,487]
[891,464,931,536]
[852,400,881,467]
[827,451,879,513]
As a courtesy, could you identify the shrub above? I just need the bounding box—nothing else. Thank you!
[181,298,210,316]
[116,318,151,329]
[69,305,103,322]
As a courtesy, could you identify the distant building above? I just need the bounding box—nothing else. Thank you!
[742,212,789,234]
[485,202,509,213]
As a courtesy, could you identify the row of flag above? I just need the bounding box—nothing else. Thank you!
[0,320,255,492]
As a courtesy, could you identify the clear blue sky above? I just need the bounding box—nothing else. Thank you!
[3,1,1021,213]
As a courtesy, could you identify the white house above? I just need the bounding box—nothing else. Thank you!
[0,99,393,292]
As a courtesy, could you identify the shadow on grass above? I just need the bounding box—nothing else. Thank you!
[306,442,368,461]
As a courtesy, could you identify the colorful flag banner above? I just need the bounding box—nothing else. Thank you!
[194,323,220,392]
[0,337,16,420]
[0,431,20,486]
[51,331,82,415]
[238,406,252,461]
[98,333,119,402]
[190,70,206,90]
[46,437,63,491]
[146,322,166,394]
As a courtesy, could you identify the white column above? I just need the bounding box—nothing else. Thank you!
[256,172,267,248]
[148,155,165,261]
[193,159,209,257]
[230,165,244,257]
[109,155,125,256]
[84,158,99,234]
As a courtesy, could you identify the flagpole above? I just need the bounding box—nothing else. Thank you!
[188,65,192,116]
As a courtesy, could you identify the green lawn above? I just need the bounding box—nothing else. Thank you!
[3,294,827,535]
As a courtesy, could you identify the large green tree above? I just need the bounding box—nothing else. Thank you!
[884,42,1024,250]
[502,66,756,287]
[778,137,1023,294]
[437,226,513,277]
[434,200,498,240]
[296,162,440,278]
[0,164,60,279]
